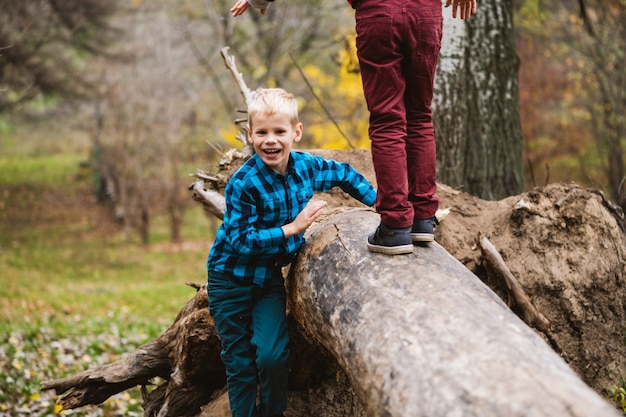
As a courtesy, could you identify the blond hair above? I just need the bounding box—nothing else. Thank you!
[247,88,299,129]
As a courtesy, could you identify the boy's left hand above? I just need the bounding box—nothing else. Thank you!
[444,0,477,20]
[231,0,267,16]
[282,200,327,238]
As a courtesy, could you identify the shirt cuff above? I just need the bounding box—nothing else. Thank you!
[247,0,271,9]
[266,226,285,247]
[363,188,377,207]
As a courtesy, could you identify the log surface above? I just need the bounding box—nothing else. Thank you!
[287,208,620,417]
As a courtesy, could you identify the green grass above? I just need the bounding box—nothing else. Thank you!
[0,153,85,186]
[0,119,218,416]
[610,378,626,413]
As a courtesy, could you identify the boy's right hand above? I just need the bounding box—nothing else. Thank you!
[282,200,328,238]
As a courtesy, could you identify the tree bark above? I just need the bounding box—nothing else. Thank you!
[435,0,524,200]
[287,208,620,417]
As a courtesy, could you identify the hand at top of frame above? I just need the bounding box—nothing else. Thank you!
[445,0,477,20]
[230,0,267,17]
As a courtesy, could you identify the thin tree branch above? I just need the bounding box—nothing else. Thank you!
[479,236,552,333]
[220,47,254,110]
[289,54,356,150]
[576,0,595,37]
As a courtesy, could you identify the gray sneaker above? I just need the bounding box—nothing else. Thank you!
[411,217,439,242]
[367,223,413,255]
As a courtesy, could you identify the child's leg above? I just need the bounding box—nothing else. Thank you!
[207,271,258,417]
[404,6,443,220]
[356,4,412,229]
[251,274,289,417]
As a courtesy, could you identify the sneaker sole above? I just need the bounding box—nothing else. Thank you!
[411,233,434,242]
[366,242,414,255]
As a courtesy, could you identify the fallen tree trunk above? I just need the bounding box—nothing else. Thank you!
[288,208,620,417]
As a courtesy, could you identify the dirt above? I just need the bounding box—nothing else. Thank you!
[437,182,626,392]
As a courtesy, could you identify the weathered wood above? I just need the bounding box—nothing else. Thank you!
[479,235,551,333]
[189,179,226,220]
[287,208,620,417]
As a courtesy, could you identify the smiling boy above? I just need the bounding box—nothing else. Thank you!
[206,88,376,417]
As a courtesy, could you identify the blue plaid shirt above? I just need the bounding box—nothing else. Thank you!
[207,151,376,287]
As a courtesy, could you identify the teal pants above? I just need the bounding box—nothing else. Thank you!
[207,270,289,417]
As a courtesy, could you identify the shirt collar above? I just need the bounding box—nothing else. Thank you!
[251,152,295,180]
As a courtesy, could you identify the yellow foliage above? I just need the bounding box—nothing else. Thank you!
[220,127,247,149]
[298,34,370,150]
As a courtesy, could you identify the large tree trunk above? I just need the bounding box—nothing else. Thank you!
[435,0,524,200]
[41,207,621,417]
[287,208,619,417]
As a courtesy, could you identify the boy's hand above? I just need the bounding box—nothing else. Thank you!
[445,0,477,20]
[282,200,328,238]
[231,0,267,16]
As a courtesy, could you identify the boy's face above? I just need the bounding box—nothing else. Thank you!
[248,112,303,175]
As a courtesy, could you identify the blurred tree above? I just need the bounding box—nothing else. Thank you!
[96,1,204,245]
[96,0,358,244]
[174,0,364,150]
[0,0,121,113]
[516,0,626,209]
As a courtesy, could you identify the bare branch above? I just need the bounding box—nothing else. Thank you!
[220,47,254,110]
[289,53,356,150]
[220,47,255,155]
[188,180,226,220]
[479,236,552,333]
[576,0,595,37]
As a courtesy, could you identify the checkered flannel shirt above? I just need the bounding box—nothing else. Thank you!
[207,151,376,287]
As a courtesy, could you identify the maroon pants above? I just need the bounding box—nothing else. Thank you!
[355,0,443,228]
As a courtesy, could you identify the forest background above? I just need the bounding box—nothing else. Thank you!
[1,0,625,416]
